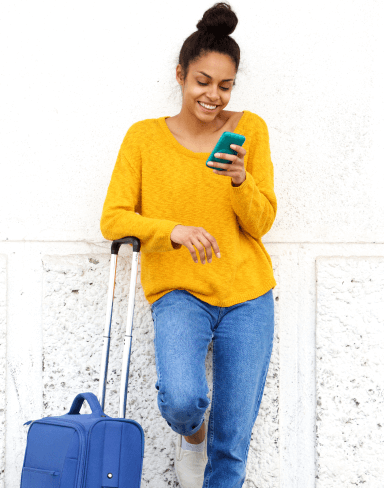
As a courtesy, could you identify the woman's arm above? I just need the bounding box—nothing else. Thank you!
[100,124,182,252]
[229,116,277,240]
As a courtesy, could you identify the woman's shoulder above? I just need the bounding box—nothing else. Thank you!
[243,110,268,128]
[127,117,158,132]
[121,117,159,145]
[242,111,270,141]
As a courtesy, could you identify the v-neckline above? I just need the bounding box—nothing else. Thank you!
[158,110,248,159]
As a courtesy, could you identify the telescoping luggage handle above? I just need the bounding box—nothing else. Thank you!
[98,236,141,419]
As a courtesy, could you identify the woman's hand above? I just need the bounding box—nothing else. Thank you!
[171,225,221,264]
[206,144,247,186]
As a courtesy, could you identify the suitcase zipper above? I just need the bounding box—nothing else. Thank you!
[32,417,87,488]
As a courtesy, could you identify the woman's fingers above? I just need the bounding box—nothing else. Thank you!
[191,231,220,264]
[170,225,221,264]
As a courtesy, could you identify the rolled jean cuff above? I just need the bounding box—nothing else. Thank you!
[161,410,206,436]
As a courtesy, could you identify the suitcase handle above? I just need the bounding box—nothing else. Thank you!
[69,392,104,417]
[98,236,141,419]
[111,236,141,254]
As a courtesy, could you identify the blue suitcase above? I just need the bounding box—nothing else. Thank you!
[20,237,145,488]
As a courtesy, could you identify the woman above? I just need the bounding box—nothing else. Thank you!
[100,2,277,487]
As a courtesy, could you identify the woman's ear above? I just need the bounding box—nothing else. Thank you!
[176,64,183,86]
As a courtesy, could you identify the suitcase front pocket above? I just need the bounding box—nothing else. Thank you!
[21,467,60,487]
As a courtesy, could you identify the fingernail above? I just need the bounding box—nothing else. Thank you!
[202,261,205,264]
[217,253,221,258]
[208,259,212,263]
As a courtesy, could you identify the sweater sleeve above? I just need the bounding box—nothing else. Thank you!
[229,115,277,240]
[100,123,183,253]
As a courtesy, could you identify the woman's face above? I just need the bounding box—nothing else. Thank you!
[176,51,237,121]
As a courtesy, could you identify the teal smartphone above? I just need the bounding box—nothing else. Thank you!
[206,131,246,171]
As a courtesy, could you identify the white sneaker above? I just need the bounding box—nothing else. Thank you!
[174,420,208,488]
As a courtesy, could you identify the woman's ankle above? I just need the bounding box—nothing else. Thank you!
[184,421,205,444]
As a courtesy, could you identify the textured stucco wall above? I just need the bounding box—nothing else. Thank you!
[0,256,6,488]
[1,0,383,487]
[316,257,384,487]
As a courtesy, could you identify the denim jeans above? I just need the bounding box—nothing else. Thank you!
[150,288,275,487]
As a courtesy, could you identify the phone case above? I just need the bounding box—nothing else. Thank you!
[206,131,246,172]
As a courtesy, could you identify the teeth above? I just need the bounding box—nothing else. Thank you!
[199,102,217,110]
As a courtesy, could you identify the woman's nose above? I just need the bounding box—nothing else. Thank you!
[206,88,220,102]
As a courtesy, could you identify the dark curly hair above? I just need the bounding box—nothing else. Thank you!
[177,2,241,84]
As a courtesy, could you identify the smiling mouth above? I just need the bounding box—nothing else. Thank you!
[198,101,219,110]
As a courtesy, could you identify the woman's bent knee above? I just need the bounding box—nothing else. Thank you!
[156,388,209,426]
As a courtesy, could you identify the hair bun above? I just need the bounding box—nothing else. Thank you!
[196,2,238,38]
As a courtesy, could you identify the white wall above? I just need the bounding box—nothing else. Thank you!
[0,0,383,486]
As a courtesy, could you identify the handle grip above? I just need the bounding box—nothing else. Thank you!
[111,236,141,254]
[69,392,105,417]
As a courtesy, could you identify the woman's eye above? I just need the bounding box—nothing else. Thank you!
[197,81,229,91]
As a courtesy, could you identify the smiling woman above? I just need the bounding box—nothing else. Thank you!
[168,3,241,139]
[100,3,277,487]
[165,48,244,155]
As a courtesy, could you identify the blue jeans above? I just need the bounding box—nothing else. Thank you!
[150,288,275,487]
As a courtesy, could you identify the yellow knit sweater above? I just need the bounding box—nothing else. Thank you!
[100,110,277,307]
